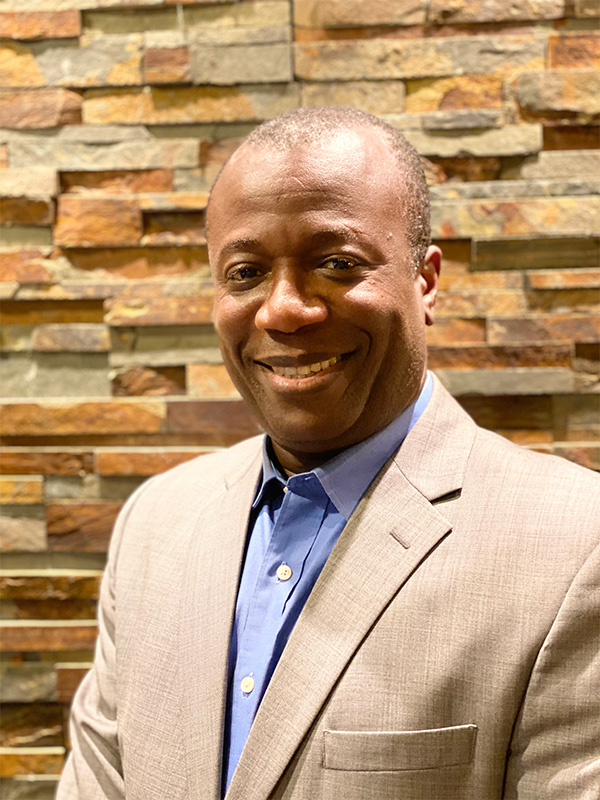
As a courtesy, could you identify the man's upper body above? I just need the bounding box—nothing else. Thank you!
[56,107,600,800]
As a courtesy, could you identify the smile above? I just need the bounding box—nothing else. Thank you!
[257,354,347,380]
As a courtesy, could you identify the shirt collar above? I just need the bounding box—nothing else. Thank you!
[254,372,433,520]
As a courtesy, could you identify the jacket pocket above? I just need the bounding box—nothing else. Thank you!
[323,724,477,772]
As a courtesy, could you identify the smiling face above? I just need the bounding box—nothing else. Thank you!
[207,127,440,473]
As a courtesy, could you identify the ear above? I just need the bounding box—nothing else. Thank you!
[418,245,441,326]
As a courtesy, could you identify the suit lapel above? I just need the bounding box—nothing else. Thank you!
[226,379,477,800]
[178,441,263,800]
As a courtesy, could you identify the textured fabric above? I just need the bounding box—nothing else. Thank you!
[56,376,600,800]
[223,375,432,790]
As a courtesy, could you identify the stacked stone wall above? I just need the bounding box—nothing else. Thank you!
[0,0,598,794]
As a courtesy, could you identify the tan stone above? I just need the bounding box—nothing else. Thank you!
[301,80,405,114]
[144,47,190,84]
[188,25,290,45]
[0,299,104,325]
[54,196,142,247]
[504,150,600,180]
[0,88,81,129]
[32,324,111,353]
[105,295,213,326]
[0,400,166,436]
[549,33,600,69]
[406,76,504,112]
[428,0,564,24]
[294,0,425,27]
[190,43,292,85]
[0,43,46,88]
[187,363,240,398]
[0,746,65,777]
[526,269,600,289]
[294,35,545,81]
[83,84,300,125]
[184,2,290,29]
[137,192,208,211]
[0,10,81,40]
[515,69,600,115]
[47,501,122,552]
[0,168,59,198]
[402,125,542,157]
[575,0,600,17]
[553,394,600,441]
[0,517,46,552]
[62,169,173,194]
[0,663,56,703]
[96,449,201,476]
[0,476,44,505]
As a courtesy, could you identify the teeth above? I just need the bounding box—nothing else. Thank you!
[271,355,340,379]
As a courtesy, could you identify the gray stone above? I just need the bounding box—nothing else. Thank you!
[503,150,600,180]
[0,227,53,246]
[402,125,543,157]
[32,35,142,88]
[0,516,46,552]
[44,475,101,500]
[429,178,599,200]
[98,476,146,499]
[56,125,152,142]
[174,168,209,193]
[420,109,504,130]
[0,326,33,352]
[31,324,111,353]
[301,81,406,115]
[435,368,575,396]
[110,348,223,368]
[0,552,106,570]
[0,353,111,398]
[184,2,290,29]
[0,663,56,702]
[0,776,59,800]
[0,169,58,198]
[190,43,292,85]
[189,26,290,45]
[8,139,199,170]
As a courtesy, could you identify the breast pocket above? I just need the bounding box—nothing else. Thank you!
[323,724,478,772]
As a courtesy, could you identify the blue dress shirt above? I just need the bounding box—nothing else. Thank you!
[222,374,433,792]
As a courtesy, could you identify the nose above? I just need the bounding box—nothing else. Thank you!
[255,272,328,333]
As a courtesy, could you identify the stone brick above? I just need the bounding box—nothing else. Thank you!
[294,0,425,27]
[0,477,44,505]
[430,178,597,200]
[0,168,58,198]
[431,196,599,239]
[104,296,213,326]
[95,449,201,476]
[1,704,63,747]
[0,11,81,41]
[405,76,504,112]
[1,300,104,325]
[0,664,56,703]
[1,353,111,400]
[436,367,574,397]
[575,0,600,17]
[429,157,502,182]
[0,89,82,129]
[8,139,199,171]
[142,212,206,246]
[488,315,600,344]
[515,69,600,117]
[33,34,142,89]
[83,84,300,125]
[0,747,65,777]
[543,125,600,150]
[188,26,290,46]
[553,394,600,441]
[527,269,600,289]
[0,775,60,799]
[111,365,186,396]
[0,623,97,653]
[472,235,600,270]
[525,287,599,315]
[300,80,405,114]
[0,574,100,600]
[549,33,600,69]
[143,47,191,84]
[554,444,600,470]
[0,227,53,248]
[0,198,54,227]
[190,42,291,85]
[425,318,487,345]
[46,501,122,552]
[574,342,600,373]
[0,518,46,552]
[0,43,45,88]
[458,394,552,432]
[31,324,110,353]
[84,8,178,35]
[402,125,542,157]
[294,36,545,81]
[0,400,166,436]
[503,150,600,180]
[420,109,504,130]
[56,665,91,703]
[60,247,209,280]
[427,0,564,24]
[184,2,290,29]
[61,169,173,194]
[167,399,262,444]
[0,451,93,476]
[428,344,571,370]
[54,196,142,248]
[187,363,240,398]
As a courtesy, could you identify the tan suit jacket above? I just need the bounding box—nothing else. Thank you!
[57,378,600,800]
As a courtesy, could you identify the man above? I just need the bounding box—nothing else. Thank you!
[57,107,600,800]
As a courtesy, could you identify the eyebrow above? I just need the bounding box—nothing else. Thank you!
[220,228,362,257]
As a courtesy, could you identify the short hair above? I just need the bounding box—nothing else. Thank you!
[209,106,431,271]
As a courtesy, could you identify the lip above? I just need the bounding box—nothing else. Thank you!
[254,351,353,389]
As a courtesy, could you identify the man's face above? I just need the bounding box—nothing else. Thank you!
[207,128,440,472]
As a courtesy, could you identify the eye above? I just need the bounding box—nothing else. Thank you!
[321,256,359,272]
[226,265,263,284]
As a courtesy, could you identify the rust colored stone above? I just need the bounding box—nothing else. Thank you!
[46,501,123,552]
[96,450,202,476]
[61,169,173,194]
[488,315,600,344]
[54,196,142,248]
[167,399,262,445]
[543,125,600,150]
[406,75,503,112]
[428,157,501,182]
[0,477,44,505]
[0,574,100,600]
[425,318,487,345]
[56,665,90,703]
[144,47,191,84]
[0,451,93,476]
[112,365,186,396]
[428,0,564,24]
[0,300,104,325]
[0,623,97,653]
[187,364,240,398]
[0,400,165,437]
[0,747,65,777]
[142,212,206,246]
[62,246,208,280]
[32,323,111,353]
[0,88,82,129]
[0,250,52,284]
[554,445,600,470]
[104,295,213,326]
[0,11,81,41]
[549,33,600,69]
[4,598,98,620]
[294,0,425,27]
[429,344,572,370]
[0,197,54,227]
[459,394,552,431]
[0,704,63,747]
[525,288,599,314]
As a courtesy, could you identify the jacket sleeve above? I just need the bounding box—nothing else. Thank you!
[503,540,600,799]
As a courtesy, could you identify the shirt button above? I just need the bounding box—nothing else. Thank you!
[283,486,288,493]
[240,676,255,694]
[276,564,293,581]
